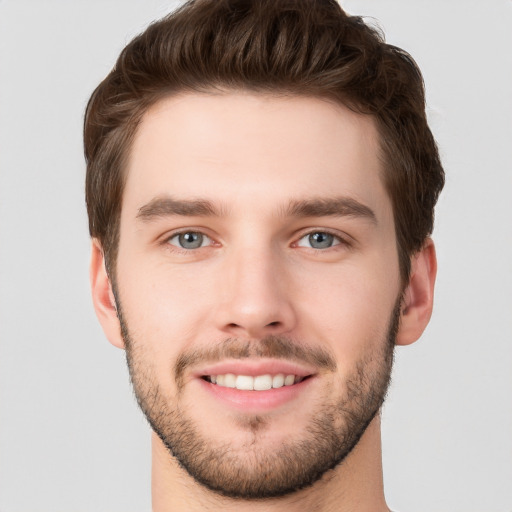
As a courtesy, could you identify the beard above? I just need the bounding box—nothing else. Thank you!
[117,297,400,500]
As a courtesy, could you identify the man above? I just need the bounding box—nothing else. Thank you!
[85,0,444,510]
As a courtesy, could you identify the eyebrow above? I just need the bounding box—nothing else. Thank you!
[284,197,376,224]
[136,195,376,224]
[137,197,220,220]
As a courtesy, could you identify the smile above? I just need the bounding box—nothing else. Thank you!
[204,374,307,390]
[196,363,316,411]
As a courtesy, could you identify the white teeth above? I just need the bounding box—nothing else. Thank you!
[284,374,295,386]
[224,373,236,388]
[235,375,254,390]
[253,374,272,391]
[272,374,285,388]
[208,373,305,390]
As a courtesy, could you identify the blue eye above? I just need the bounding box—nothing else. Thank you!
[297,232,340,249]
[168,231,211,249]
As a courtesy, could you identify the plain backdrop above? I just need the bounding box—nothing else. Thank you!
[1,1,511,511]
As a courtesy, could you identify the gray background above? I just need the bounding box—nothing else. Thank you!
[1,1,511,510]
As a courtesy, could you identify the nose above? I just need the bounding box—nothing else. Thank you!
[214,245,297,339]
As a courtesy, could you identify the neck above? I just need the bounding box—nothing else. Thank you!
[151,415,389,512]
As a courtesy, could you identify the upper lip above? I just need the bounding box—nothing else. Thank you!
[194,359,316,379]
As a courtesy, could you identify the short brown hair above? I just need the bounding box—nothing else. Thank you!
[84,0,444,282]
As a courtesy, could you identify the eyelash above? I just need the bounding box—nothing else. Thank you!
[294,229,350,251]
[164,230,216,252]
[163,229,351,252]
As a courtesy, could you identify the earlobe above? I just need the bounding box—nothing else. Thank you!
[396,238,437,346]
[90,239,125,349]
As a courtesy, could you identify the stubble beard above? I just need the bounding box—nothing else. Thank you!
[118,299,400,500]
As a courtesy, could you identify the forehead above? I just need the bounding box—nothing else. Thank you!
[124,92,389,219]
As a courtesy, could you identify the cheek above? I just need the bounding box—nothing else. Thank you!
[115,254,203,363]
[293,257,399,362]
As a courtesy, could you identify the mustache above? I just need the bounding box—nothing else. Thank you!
[174,335,337,384]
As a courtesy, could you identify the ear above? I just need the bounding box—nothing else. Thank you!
[90,239,125,349]
[396,238,437,346]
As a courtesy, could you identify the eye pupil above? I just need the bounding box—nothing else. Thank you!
[179,232,203,249]
[309,232,333,249]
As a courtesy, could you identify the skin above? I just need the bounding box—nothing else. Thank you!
[90,92,437,512]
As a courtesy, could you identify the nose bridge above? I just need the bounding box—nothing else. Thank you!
[216,238,296,337]
[232,244,276,300]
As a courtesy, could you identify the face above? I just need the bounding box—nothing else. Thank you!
[114,92,403,498]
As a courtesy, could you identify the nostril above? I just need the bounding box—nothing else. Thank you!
[267,321,280,327]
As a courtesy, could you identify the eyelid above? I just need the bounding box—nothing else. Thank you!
[293,228,352,249]
[162,228,219,249]
[168,232,212,248]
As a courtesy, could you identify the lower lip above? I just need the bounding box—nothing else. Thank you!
[198,377,314,412]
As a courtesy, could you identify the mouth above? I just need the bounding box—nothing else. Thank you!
[202,373,310,390]
[194,361,316,412]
